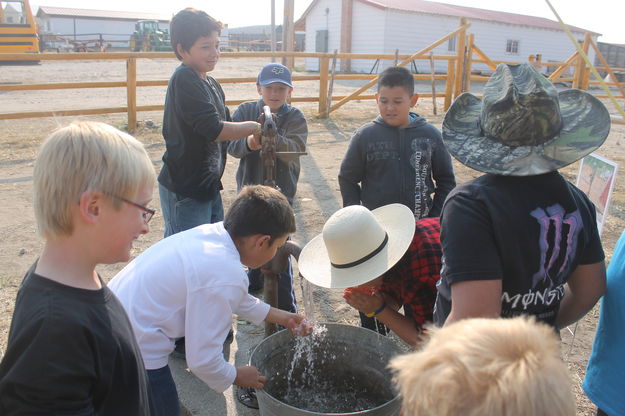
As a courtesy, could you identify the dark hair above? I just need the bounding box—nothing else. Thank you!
[170,8,222,61]
[378,66,414,96]
[224,185,296,244]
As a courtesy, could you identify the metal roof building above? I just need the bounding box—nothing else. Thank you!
[297,0,597,73]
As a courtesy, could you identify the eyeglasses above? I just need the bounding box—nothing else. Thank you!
[112,195,155,223]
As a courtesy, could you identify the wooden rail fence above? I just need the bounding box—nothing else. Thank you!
[1,20,624,130]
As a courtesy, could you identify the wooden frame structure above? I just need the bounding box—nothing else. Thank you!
[1,19,624,130]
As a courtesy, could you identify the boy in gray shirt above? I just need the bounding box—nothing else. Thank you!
[228,62,307,409]
[228,63,307,313]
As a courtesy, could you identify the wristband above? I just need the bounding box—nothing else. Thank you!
[365,302,386,318]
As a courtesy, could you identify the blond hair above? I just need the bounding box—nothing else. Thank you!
[33,121,155,238]
[390,317,575,416]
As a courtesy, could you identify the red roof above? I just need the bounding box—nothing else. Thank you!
[36,6,170,22]
[296,0,595,34]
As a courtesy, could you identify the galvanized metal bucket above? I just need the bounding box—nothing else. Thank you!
[249,323,404,415]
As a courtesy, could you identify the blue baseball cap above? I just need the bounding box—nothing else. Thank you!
[257,63,293,87]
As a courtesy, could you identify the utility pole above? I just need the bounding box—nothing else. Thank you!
[282,0,294,69]
[271,0,276,62]
[340,0,353,72]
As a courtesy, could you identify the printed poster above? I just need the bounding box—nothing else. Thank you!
[576,153,618,235]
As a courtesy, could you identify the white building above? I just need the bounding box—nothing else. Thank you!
[36,6,170,48]
[296,0,597,74]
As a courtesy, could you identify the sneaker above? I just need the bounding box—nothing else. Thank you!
[237,386,259,409]
[171,337,186,359]
[225,328,234,344]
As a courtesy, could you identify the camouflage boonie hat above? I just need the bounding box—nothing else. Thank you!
[443,63,610,176]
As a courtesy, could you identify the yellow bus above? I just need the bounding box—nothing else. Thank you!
[0,0,39,53]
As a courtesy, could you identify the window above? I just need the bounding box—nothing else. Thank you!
[506,39,519,54]
[448,36,456,52]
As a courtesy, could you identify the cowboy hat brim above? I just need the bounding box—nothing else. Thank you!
[442,89,611,176]
[298,204,416,289]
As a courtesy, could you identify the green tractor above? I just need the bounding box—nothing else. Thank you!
[129,20,171,52]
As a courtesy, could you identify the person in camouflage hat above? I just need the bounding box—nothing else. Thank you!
[443,63,610,176]
[434,63,608,331]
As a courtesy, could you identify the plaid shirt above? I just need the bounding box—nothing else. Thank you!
[380,217,442,328]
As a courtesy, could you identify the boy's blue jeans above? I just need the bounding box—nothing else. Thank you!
[147,365,180,416]
[159,184,224,238]
[247,256,297,313]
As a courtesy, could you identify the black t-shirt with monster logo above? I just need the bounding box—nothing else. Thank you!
[434,171,604,327]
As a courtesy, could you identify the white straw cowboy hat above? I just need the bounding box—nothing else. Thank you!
[298,204,415,289]
[443,63,610,176]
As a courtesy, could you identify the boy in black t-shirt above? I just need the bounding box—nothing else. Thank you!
[0,122,156,415]
[435,63,609,330]
[159,8,262,237]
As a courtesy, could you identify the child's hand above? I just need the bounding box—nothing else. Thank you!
[285,314,314,336]
[291,317,316,336]
[343,286,376,297]
[247,134,262,151]
[265,308,313,336]
[343,286,384,315]
[234,365,266,389]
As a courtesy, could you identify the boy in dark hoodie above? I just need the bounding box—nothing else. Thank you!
[338,65,455,333]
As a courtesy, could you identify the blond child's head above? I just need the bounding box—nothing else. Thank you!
[33,121,155,239]
[390,316,575,416]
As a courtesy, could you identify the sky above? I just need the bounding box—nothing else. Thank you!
[31,0,624,43]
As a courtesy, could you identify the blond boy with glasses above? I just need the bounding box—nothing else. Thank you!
[0,121,156,415]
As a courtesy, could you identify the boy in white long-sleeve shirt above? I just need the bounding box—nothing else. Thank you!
[109,185,308,416]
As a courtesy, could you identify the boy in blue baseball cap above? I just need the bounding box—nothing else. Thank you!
[227,62,307,408]
[257,62,294,88]
[228,63,307,311]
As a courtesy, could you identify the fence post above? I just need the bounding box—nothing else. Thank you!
[318,56,330,117]
[325,50,339,118]
[573,32,591,89]
[444,59,455,111]
[127,56,137,132]
[453,18,468,99]
[428,52,437,115]
[529,53,543,73]
[581,33,592,90]
[463,33,474,93]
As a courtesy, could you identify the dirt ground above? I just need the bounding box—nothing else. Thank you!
[1,57,625,415]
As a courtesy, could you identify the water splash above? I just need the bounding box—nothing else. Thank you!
[284,323,329,409]
[300,276,316,320]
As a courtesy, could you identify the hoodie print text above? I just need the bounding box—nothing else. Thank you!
[411,138,433,218]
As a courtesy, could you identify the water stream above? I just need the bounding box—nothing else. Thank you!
[299,275,316,320]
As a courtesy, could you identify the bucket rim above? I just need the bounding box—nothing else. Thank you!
[248,322,402,415]
[254,388,400,416]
